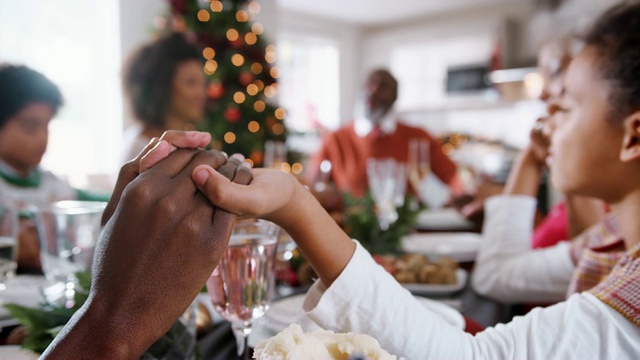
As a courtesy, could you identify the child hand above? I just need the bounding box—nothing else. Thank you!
[191,164,300,223]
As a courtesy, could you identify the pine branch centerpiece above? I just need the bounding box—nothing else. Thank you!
[4,272,198,359]
[343,194,423,255]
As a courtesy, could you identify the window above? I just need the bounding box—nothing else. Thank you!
[0,0,122,190]
[277,34,340,133]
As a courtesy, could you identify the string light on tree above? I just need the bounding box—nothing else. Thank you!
[167,0,293,166]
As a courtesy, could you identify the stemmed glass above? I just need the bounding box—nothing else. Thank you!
[367,158,407,230]
[408,138,431,201]
[206,219,280,359]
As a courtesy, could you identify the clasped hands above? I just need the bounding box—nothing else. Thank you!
[43,130,259,359]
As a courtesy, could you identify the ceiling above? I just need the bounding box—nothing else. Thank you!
[275,0,531,26]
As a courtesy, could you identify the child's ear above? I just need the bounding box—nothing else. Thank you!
[620,111,640,162]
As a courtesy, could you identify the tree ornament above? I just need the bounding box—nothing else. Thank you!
[239,71,254,86]
[231,37,244,48]
[168,0,187,14]
[224,106,241,122]
[249,149,264,165]
[207,81,225,99]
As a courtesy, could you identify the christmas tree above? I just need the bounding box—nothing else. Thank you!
[165,0,288,167]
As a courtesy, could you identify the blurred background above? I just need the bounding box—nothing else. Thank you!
[0,0,621,193]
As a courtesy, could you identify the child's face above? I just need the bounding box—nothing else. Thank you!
[168,59,206,124]
[545,46,627,203]
[0,102,54,175]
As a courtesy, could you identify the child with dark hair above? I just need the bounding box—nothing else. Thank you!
[0,64,70,197]
[121,32,206,161]
[0,64,107,269]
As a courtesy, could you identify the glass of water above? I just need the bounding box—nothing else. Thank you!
[33,201,106,307]
[0,200,18,293]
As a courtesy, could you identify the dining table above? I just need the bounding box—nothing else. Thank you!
[198,206,516,359]
[197,265,514,360]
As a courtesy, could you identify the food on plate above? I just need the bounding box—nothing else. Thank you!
[253,324,401,360]
[373,253,458,285]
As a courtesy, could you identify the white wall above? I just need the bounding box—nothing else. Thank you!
[278,10,362,123]
[118,0,168,127]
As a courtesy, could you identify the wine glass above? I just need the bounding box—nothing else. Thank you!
[408,138,431,201]
[206,219,280,359]
[367,158,406,230]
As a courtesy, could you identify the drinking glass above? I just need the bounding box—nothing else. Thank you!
[408,138,431,199]
[367,158,406,230]
[263,140,287,170]
[0,201,18,294]
[33,200,106,307]
[206,219,280,359]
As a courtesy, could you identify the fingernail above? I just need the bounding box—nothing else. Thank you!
[241,161,252,168]
[193,169,210,186]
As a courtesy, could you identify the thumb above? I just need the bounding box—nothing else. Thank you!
[192,165,253,216]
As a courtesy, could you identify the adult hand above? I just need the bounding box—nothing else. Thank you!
[42,148,252,359]
[102,130,211,226]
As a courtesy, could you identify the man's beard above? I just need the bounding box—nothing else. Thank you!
[354,96,388,125]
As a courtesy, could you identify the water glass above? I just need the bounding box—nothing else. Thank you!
[206,219,280,359]
[0,201,18,292]
[33,201,106,306]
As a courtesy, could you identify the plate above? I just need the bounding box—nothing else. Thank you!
[400,268,467,295]
[264,293,464,334]
[0,345,39,359]
[401,232,481,262]
[0,275,55,328]
[415,208,476,231]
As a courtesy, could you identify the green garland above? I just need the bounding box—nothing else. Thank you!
[343,194,424,255]
[5,272,199,359]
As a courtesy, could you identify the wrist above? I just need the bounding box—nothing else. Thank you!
[41,303,139,359]
[273,180,355,286]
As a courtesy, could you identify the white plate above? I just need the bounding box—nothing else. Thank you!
[416,208,476,231]
[263,293,464,334]
[0,345,39,359]
[400,268,467,295]
[0,275,55,328]
[401,232,481,262]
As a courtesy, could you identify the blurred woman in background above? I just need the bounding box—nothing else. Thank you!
[121,32,206,162]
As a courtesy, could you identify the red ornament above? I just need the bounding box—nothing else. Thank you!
[249,150,264,165]
[231,38,244,48]
[168,0,187,15]
[239,72,254,86]
[224,107,241,123]
[207,82,224,99]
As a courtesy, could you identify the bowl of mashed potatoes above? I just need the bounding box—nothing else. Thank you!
[253,324,402,360]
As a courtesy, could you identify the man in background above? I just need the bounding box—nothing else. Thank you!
[308,68,459,197]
